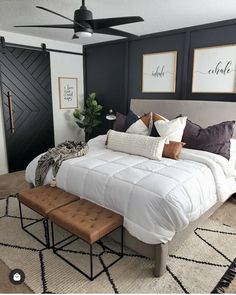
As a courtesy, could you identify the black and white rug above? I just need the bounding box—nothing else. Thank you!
[0,196,236,293]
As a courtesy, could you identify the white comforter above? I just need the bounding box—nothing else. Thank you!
[26,135,236,244]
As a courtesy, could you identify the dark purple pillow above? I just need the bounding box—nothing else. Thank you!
[113,112,126,132]
[182,119,235,159]
[124,110,139,131]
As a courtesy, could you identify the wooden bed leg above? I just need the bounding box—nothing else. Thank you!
[153,243,168,277]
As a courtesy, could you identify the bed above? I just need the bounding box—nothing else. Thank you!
[25,99,236,277]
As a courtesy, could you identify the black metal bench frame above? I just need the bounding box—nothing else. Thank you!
[18,199,50,248]
[51,221,123,281]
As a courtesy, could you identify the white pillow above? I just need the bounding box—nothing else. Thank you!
[155,116,187,142]
[107,130,166,160]
[126,119,149,135]
[126,113,151,136]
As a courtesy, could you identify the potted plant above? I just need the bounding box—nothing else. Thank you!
[73,92,103,142]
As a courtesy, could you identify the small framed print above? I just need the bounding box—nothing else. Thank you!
[58,77,78,109]
[142,51,177,93]
[192,44,236,93]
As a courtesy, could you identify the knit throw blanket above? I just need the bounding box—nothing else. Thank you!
[35,141,88,187]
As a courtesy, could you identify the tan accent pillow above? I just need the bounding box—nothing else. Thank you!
[152,112,168,122]
[141,112,152,127]
[163,141,185,160]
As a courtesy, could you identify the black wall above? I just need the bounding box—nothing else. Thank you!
[84,40,128,136]
[84,18,236,135]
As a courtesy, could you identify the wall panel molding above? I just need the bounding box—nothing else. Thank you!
[84,17,236,118]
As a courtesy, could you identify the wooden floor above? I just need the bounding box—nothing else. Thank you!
[0,171,235,293]
[0,260,32,293]
[0,171,32,292]
[0,170,30,199]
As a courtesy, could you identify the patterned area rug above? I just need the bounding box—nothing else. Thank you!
[0,196,236,294]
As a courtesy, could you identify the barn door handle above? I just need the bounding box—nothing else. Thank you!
[7,91,15,134]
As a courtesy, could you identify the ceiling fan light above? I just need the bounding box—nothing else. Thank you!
[75,31,92,38]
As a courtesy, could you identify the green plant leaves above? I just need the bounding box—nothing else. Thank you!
[89,92,96,100]
[73,109,82,120]
[92,119,101,127]
[75,121,85,129]
[73,92,103,136]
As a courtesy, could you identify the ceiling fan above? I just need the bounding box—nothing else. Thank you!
[15,0,144,39]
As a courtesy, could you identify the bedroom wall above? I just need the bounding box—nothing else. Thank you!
[84,40,128,137]
[50,52,84,145]
[0,31,84,175]
[84,18,236,127]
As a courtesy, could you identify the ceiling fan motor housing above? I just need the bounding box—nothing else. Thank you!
[74,6,93,33]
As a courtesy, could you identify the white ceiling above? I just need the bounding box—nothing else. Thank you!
[1,0,236,45]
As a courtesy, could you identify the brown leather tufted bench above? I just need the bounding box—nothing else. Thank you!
[17,185,79,248]
[48,199,124,280]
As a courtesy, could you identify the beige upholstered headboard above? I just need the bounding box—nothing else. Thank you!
[130,99,236,138]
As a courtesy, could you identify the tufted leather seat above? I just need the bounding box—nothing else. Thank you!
[48,199,123,244]
[17,185,79,217]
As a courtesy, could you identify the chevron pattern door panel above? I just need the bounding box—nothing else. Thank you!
[0,46,54,172]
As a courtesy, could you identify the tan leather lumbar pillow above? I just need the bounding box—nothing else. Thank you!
[163,141,185,160]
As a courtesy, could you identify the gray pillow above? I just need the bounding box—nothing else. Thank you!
[182,119,235,159]
[112,112,127,132]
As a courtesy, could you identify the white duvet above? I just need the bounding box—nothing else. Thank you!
[25,135,236,244]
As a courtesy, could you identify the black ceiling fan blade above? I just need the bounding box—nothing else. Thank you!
[89,16,144,30]
[15,24,74,29]
[36,6,85,29]
[94,28,138,38]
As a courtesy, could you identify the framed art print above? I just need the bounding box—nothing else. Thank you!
[192,44,236,93]
[58,77,78,109]
[142,51,177,93]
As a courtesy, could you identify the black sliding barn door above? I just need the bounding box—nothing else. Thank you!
[0,46,54,172]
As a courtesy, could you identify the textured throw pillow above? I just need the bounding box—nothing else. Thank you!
[124,110,139,130]
[182,119,235,160]
[113,112,127,132]
[163,141,185,160]
[107,130,166,160]
[126,113,151,136]
[150,113,169,137]
[155,117,187,142]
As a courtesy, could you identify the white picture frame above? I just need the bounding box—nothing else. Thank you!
[58,77,78,109]
[192,44,236,93]
[142,51,177,93]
